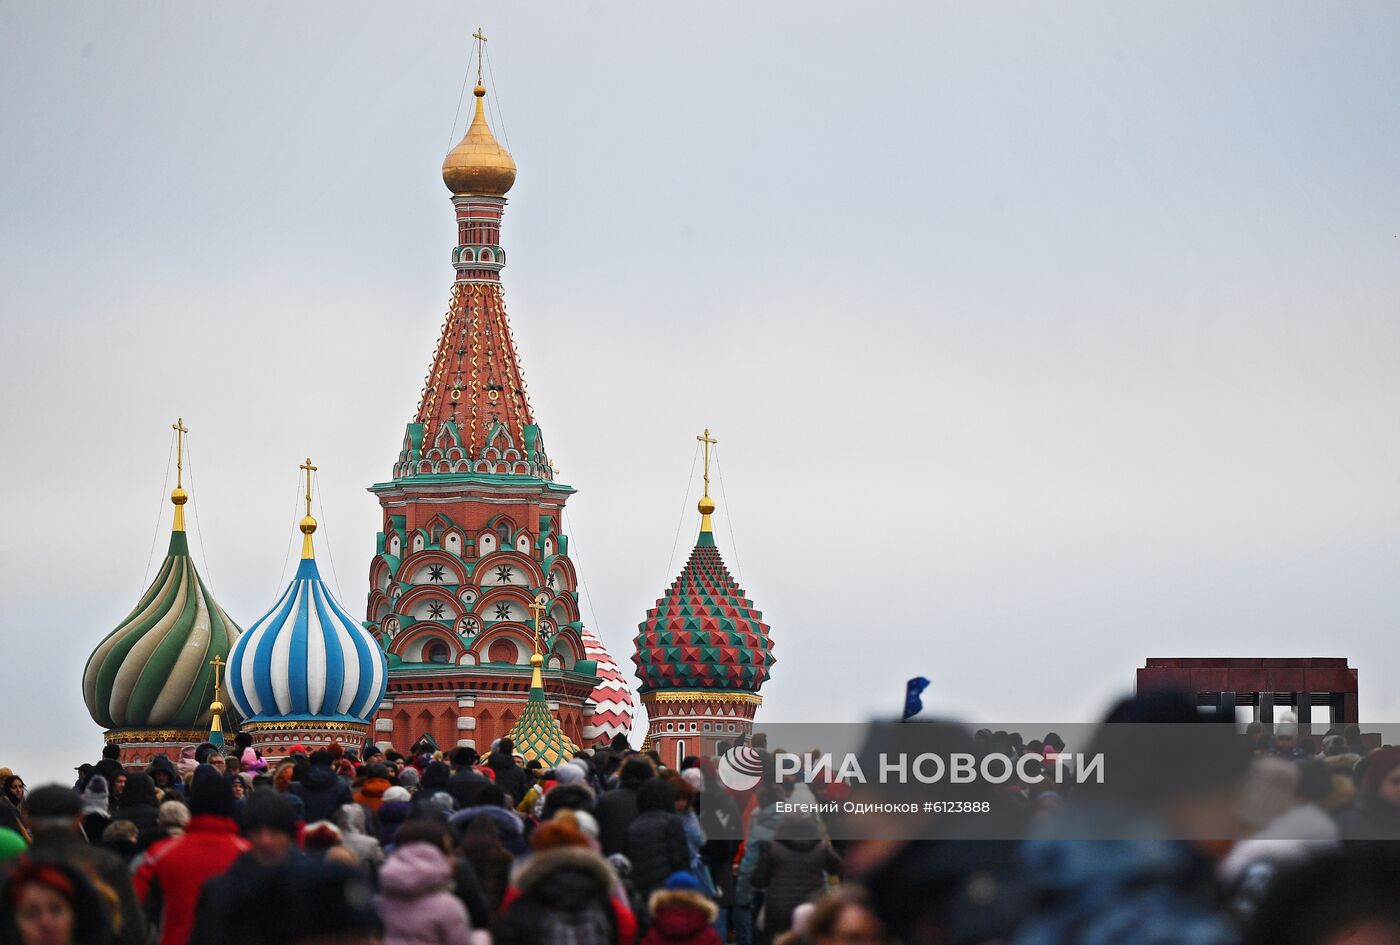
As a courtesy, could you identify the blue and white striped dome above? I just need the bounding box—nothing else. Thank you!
[227,556,387,724]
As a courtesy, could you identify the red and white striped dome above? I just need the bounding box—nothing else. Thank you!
[581,626,635,746]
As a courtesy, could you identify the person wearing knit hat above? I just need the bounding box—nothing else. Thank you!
[398,766,421,791]
[242,789,302,865]
[378,786,414,848]
[531,812,591,852]
[80,775,112,844]
[157,800,191,838]
[1336,746,1400,842]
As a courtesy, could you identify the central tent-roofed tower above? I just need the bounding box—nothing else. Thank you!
[365,35,633,754]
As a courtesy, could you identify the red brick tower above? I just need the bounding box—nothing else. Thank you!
[634,431,775,767]
[365,41,632,756]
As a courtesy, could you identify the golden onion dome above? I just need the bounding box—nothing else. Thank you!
[442,85,516,196]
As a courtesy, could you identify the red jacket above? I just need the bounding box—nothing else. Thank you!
[133,815,250,945]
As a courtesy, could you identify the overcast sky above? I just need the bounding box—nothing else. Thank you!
[2,3,1398,785]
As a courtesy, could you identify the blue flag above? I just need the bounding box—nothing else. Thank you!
[903,676,931,720]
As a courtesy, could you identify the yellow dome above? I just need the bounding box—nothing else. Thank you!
[170,486,189,506]
[697,495,716,515]
[442,85,516,196]
[300,514,318,536]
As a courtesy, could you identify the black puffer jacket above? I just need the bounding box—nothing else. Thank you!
[297,764,353,824]
[486,751,527,806]
[1336,792,1400,843]
[496,847,620,945]
[750,815,841,936]
[624,780,690,899]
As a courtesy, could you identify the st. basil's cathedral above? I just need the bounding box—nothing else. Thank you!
[80,42,775,770]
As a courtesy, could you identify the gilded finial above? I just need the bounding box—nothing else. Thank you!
[299,457,318,558]
[208,654,226,745]
[528,595,548,688]
[171,418,190,532]
[696,428,718,534]
[442,28,516,196]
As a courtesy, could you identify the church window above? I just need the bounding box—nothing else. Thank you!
[426,641,451,664]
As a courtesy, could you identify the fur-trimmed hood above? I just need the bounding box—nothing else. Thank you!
[513,845,617,897]
[647,888,719,939]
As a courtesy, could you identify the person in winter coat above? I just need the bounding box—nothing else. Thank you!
[1012,691,1247,945]
[625,778,693,901]
[485,738,528,806]
[134,766,250,945]
[145,756,183,800]
[643,871,724,945]
[449,786,529,857]
[333,804,385,873]
[24,785,146,945]
[353,764,392,812]
[1336,746,1400,843]
[751,814,841,939]
[597,757,656,856]
[112,774,162,850]
[95,744,126,787]
[80,776,112,845]
[297,750,354,824]
[412,761,452,814]
[446,748,490,809]
[188,789,305,945]
[0,857,116,945]
[375,842,474,945]
[496,845,637,945]
[459,815,513,921]
[695,759,741,926]
[377,786,414,848]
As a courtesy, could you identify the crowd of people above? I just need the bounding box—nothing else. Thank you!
[3,690,1400,945]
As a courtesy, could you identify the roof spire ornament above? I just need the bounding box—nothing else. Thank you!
[508,591,580,765]
[207,655,226,747]
[696,428,718,542]
[171,417,189,532]
[442,28,516,196]
[299,457,318,559]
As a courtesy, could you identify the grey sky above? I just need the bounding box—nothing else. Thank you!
[2,3,1398,785]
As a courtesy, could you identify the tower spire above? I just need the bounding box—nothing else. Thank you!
[299,457,318,559]
[528,595,547,689]
[696,428,718,542]
[207,654,226,747]
[171,417,190,532]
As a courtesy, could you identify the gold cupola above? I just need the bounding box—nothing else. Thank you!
[442,84,516,196]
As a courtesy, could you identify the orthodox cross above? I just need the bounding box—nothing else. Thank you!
[472,27,487,84]
[172,417,188,489]
[528,596,548,655]
[300,457,317,517]
[696,428,717,495]
[209,654,225,705]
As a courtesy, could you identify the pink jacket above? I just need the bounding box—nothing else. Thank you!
[375,842,472,945]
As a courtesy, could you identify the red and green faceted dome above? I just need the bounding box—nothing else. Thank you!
[633,535,774,693]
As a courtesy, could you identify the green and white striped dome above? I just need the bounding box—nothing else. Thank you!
[83,528,242,732]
